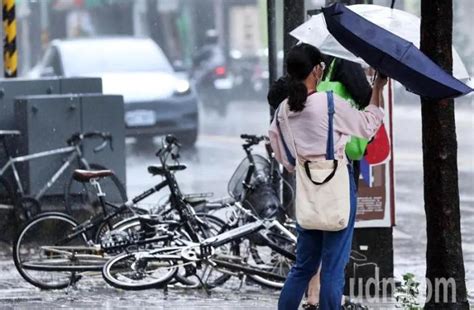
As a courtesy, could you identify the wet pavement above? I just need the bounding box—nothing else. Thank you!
[1,98,473,309]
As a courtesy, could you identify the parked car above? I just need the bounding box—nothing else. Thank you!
[29,37,199,146]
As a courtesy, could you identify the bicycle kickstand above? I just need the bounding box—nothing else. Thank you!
[238,274,247,290]
[196,273,211,297]
[65,272,82,293]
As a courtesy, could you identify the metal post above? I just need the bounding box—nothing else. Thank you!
[267,0,278,116]
[283,0,305,68]
[281,0,305,218]
[267,0,283,212]
[3,0,17,77]
[214,0,225,49]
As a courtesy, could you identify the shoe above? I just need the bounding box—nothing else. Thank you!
[302,302,319,309]
[342,301,368,310]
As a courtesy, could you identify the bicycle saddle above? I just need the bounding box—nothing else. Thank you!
[73,169,115,182]
[147,164,187,176]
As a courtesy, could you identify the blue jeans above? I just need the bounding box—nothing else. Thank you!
[278,166,357,310]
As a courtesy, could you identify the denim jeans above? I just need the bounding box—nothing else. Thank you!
[278,165,357,310]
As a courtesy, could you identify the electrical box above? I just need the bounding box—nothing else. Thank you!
[14,95,81,195]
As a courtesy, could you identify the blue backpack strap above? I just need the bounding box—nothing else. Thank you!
[275,105,296,166]
[326,91,335,160]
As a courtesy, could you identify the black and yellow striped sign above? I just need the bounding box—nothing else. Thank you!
[3,0,17,78]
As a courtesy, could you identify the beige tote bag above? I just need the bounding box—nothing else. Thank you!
[280,91,350,231]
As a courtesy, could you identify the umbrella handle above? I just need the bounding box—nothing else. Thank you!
[373,71,388,81]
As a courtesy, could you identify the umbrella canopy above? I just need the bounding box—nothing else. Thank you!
[290,14,364,66]
[321,3,472,99]
[290,4,470,80]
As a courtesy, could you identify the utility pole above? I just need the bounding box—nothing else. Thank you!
[3,0,17,77]
[420,0,469,308]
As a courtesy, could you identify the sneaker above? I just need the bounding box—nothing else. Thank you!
[302,302,319,309]
[342,301,368,310]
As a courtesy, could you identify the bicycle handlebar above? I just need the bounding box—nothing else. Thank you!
[155,134,181,158]
[240,134,268,147]
[67,131,113,153]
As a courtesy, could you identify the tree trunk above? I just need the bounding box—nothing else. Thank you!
[420,0,469,308]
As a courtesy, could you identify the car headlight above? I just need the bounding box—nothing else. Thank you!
[174,79,191,95]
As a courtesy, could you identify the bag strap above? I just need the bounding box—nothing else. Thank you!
[326,91,335,161]
[280,98,298,165]
[275,105,296,167]
[304,160,339,185]
[304,91,338,185]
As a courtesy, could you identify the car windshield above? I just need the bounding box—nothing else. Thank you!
[59,38,173,76]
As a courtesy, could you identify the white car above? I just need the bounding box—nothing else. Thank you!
[30,37,199,145]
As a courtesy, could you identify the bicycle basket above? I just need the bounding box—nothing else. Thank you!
[227,154,271,201]
[243,180,280,219]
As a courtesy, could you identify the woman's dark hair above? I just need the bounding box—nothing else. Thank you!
[286,44,323,112]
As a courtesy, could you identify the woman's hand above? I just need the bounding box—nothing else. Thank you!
[373,72,388,89]
[369,72,388,108]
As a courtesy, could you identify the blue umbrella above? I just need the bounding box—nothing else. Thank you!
[322,3,473,99]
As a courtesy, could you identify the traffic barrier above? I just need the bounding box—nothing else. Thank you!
[2,0,17,77]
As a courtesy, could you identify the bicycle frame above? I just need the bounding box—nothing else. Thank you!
[134,215,296,279]
[202,204,296,256]
[0,144,86,199]
[59,179,170,245]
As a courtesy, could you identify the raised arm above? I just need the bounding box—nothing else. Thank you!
[333,74,387,139]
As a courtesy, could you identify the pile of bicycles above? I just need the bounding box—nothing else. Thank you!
[12,134,298,291]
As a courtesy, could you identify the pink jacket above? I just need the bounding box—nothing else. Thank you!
[269,92,384,172]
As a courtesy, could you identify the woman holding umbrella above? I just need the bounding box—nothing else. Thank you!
[268,51,374,310]
[269,43,387,310]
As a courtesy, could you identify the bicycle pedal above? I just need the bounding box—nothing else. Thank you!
[184,264,197,277]
[199,244,212,258]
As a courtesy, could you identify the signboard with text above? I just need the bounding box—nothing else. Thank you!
[355,80,395,228]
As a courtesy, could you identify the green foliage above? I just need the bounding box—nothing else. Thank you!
[394,273,421,310]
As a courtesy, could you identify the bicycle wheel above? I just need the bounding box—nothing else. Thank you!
[102,247,179,290]
[98,214,173,254]
[64,163,128,215]
[0,176,17,241]
[246,230,295,289]
[13,212,97,290]
[93,209,145,244]
[109,212,235,288]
